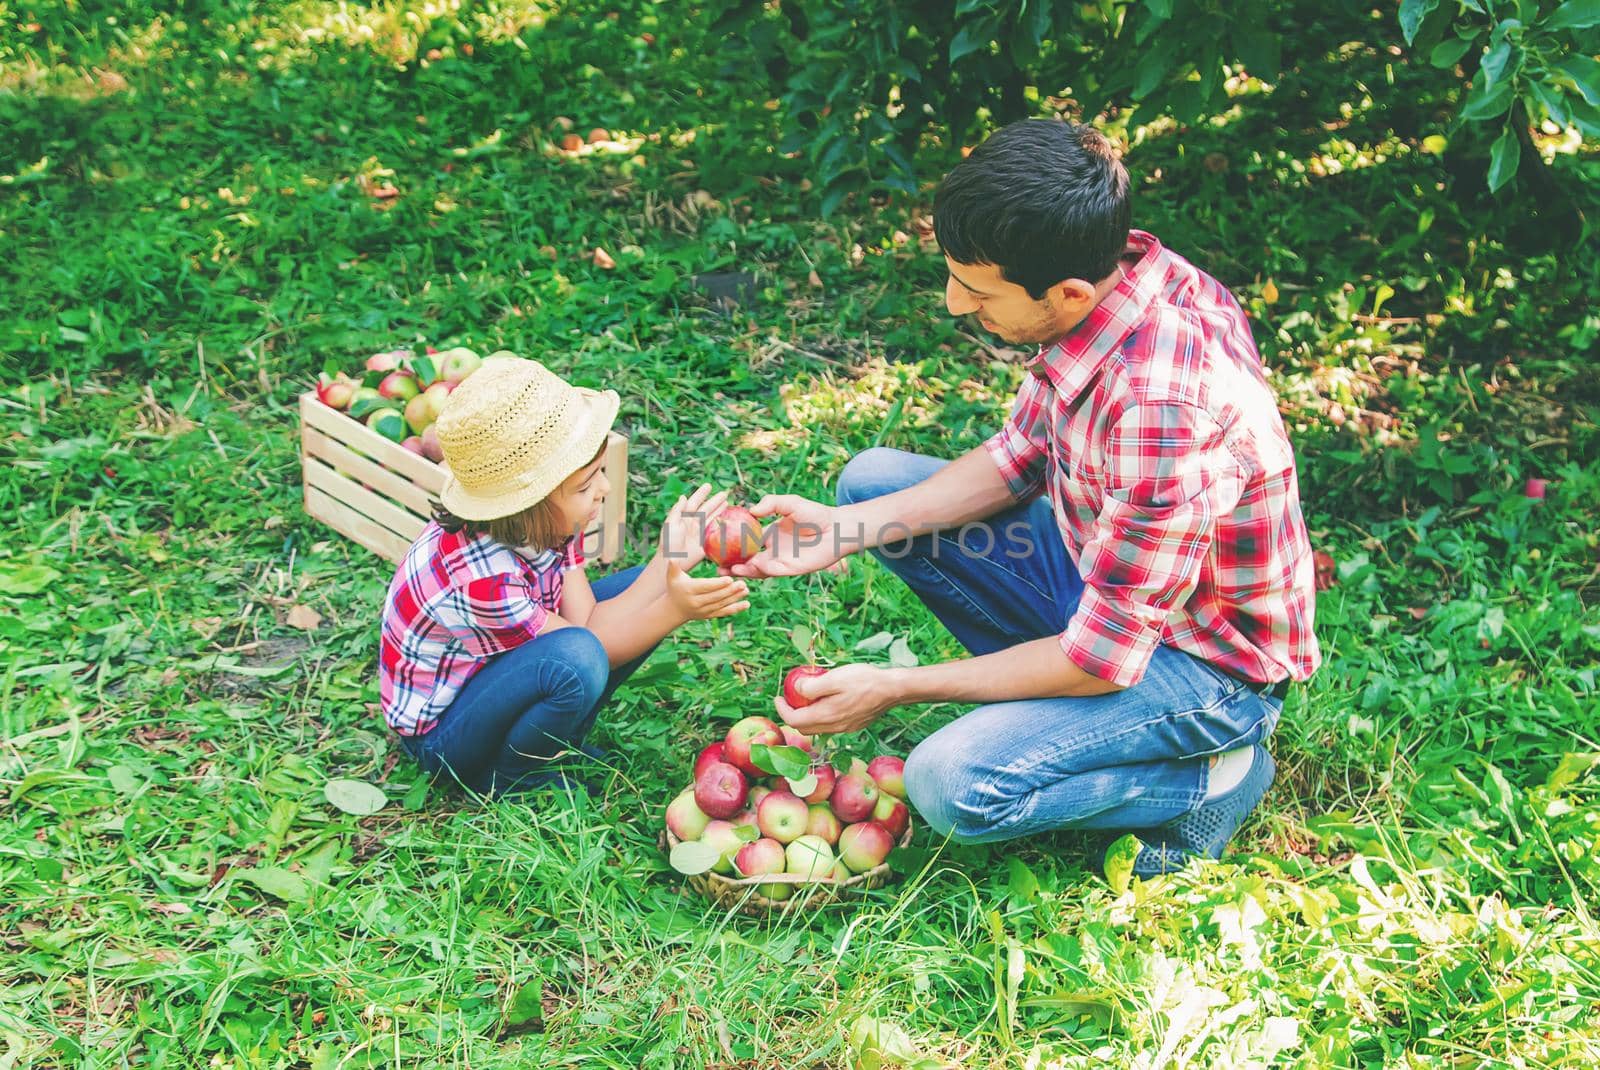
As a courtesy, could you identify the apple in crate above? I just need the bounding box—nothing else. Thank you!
[804,803,841,845]
[378,370,421,402]
[837,821,894,873]
[785,835,835,880]
[436,346,483,384]
[867,756,906,799]
[724,716,783,777]
[780,725,815,754]
[401,436,426,456]
[756,790,808,845]
[420,425,444,463]
[664,788,710,842]
[366,349,408,373]
[315,374,357,410]
[733,837,791,902]
[802,762,836,805]
[871,792,910,840]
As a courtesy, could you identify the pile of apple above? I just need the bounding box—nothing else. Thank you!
[664,704,911,902]
[313,346,484,461]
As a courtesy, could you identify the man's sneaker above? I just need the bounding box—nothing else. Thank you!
[1103,744,1277,880]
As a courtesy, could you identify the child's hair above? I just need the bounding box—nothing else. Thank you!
[432,438,606,551]
[933,119,1131,298]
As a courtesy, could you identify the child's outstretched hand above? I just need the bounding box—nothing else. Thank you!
[659,483,730,570]
[666,563,749,622]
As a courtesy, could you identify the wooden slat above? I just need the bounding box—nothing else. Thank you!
[303,457,430,545]
[302,423,436,520]
[298,391,445,493]
[305,485,414,564]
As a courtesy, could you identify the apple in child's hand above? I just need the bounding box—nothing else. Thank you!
[436,346,483,384]
[693,742,728,780]
[837,821,894,873]
[700,819,744,874]
[702,506,764,568]
[804,803,842,845]
[724,716,783,777]
[785,834,835,880]
[693,761,748,820]
[802,762,836,805]
[867,756,906,799]
[664,788,710,841]
[829,771,879,824]
[783,666,828,709]
[378,370,421,402]
[871,792,910,840]
[756,790,809,844]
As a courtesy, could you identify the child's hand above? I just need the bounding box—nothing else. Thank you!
[666,563,749,622]
[659,483,731,569]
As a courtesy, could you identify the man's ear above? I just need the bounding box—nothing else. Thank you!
[1050,277,1097,310]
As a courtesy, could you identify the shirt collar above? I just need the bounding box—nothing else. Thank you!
[1027,230,1167,403]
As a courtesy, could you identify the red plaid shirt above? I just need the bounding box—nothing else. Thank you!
[985,230,1320,688]
[379,522,585,735]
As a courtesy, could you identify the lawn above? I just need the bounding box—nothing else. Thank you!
[3,2,1600,1067]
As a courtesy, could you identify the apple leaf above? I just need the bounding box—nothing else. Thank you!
[668,840,721,875]
[348,392,395,419]
[750,743,811,781]
[790,624,814,658]
[887,637,918,668]
[785,773,819,798]
[501,976,544,1038]
[323,778,388,816]
[1102,833,1142,895]
[854,631,895,653]
[0,561,61,596]
[733,823,761,843]
[409,354,438,387]
[235,866,310,903]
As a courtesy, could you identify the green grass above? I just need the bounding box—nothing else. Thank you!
[4,2,1600,1066]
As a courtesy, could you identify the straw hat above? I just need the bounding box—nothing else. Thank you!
[434,354,619,520]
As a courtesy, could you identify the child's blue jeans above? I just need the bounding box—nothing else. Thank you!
[397,564,652,795]
[836,448,1284,844]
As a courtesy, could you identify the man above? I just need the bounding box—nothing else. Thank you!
[731,119,1320,876]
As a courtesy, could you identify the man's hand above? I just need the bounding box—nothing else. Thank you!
[665,563,749,621]
[773,663,900,735]
[726,494,853,579]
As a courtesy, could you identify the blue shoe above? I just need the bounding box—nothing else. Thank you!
[1105,745,1277,879]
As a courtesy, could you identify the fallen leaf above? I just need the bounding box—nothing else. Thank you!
[593,247,616,270]
[807,269,823,288]
[286,604,323,631]
[1262,279,1279,303]
[1312,550,1336,591]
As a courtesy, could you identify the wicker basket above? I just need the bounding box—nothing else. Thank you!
[662,822,914,916]
[298,391,628,563]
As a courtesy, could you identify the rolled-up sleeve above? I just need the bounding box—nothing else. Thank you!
[1061,401,1246,686]
[450,574,551,657]
[983,373,1051,500]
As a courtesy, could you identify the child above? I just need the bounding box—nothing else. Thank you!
[379,355,749,795]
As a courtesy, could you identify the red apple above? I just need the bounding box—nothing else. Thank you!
[316,374,357,410]
[867,756,906,799]
[779,724,816,754]
[804,803,842,845]
[664,788,710,841]
[724,716,783,777]
[734,837,790,900]
[419,424,444,463]
[837,821,893,873]
[559,133,584,152]
[747,784,772,811]
[829,859,853,882]
[702,506,764,567]
[366,349,407,373]
[829,771,879,824]
[1525,477,1548,499]
[729,809,758,831]
[400,435,425,456]
[757,790,809,844]
[378,370,421,402]
[588,127,611,144]
[693,760,748,820]
[803,762,837,805]
[785,834,835,879]
[436,347,483,384]
[693,742,728,780]
[871,792,909,840]
[700,819,743,874]
[783,665,828,709]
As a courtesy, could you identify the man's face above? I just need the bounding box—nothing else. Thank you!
[943,256,1085,347]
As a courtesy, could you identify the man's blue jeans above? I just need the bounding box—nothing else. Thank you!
[397,564,652,795]
[837,448,1283,844]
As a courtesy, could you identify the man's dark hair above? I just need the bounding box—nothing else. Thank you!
[934,119,1131,298]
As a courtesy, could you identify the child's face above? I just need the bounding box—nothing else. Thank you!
[549,453,611,535]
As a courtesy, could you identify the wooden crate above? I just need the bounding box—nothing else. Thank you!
[299,391,628,564]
